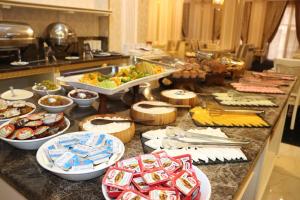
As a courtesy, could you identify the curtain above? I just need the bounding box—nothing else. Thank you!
[241,2,252,43]
[295,1,300,43]
[262,1,288,46]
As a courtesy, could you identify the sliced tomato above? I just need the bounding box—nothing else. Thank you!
[0,124,15,138]
[16,128,34,140]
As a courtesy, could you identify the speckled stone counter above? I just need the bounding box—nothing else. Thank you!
[0,82,294,200]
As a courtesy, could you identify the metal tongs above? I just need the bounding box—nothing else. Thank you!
[163,126,250,147]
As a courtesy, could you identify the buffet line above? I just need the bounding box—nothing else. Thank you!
[0,56,296,200]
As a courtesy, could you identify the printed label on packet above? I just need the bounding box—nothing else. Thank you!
[48,148,67,161]
[142,168,169,185]
[71,144,94,157]
[58,137,79,148]
[71,159,94,171]
[85,134,106,147]
[139,154,160,171]
[149,187,180,200]
[132,176,150,193]
[102,167,133,190]
[158,156,181,173]
[117,157,141,175]
[89,153,111,165]
[116,189,149,200]
[173,170,199,196]
[173,154,193,171]
[54,152,78,171]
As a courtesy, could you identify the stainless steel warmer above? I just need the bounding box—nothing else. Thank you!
[45,22,77,46]
[0,21,35,49]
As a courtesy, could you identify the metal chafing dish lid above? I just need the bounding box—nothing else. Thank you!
[46,22,77,45]
[0,21,34,39]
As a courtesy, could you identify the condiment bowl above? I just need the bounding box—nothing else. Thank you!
[32,85,62,96]
[38,95,73,113]
[0,117,70,150]
[68,89,98,108]
[36,131,125,181]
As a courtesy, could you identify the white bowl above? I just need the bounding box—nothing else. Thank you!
[68,89,98,108]
[38,95,73,113]
[32,85,61,96]
[0,117,70,150]
[36,131,125,181]
[102,165,211,200]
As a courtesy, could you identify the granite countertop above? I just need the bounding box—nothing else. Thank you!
[0,82,294,200]
[0,54,129,73]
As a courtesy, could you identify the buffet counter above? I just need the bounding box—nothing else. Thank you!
[0,55,129,80]
[0,80,294,200]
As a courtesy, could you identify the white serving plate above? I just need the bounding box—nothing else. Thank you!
[1,89,33,100]
[36,131,125,181]
[102,165,211,200]
[57,66,178,95]
[0,117,70,150]
[0,102,36,125]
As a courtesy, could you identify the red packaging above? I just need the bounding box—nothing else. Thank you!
[106,186,122,198]
[102,167,133,190]
[149,187,180,200]
[172,170,199,197]
[173,154,193,171]
[181,187,201,200]
[141,168,169,186]
[164,174,176,188]
[152,150,168,158]
[116,157,142,176]
[158,156,182,174]
[132,176,151,194]
[139,154,160,171]
[116,189,149,200]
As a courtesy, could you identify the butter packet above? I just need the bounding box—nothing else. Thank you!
[116,189,149,200]
[54,152,78,171]
[85,134,106,147]
[116,157,142,176]
[149,187,180,200]
[102,167,133,190]
[48,148,67,161]
[141,168,169,186]
[71,144,94,158]
[71,159,94,171]
[89,152,111,165]
[58,136,79,148]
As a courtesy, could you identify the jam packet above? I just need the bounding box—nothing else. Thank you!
[173,170,199,197]
[158,156,182,174]
[116,157,142,176]
[139,154,160,172]
[141,168,169,186]
[173,154,193,171]
[54,152,78,171]
[149,187,180,200]
[132,176,150,194]
[106,186,123,198]
[102,167,133,190]
[116,189,149,200]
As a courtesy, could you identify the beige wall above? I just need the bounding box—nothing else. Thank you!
[0,6,104,37]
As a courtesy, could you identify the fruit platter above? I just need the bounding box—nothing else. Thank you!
[0,112,70,150]
[57,61,179,95]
